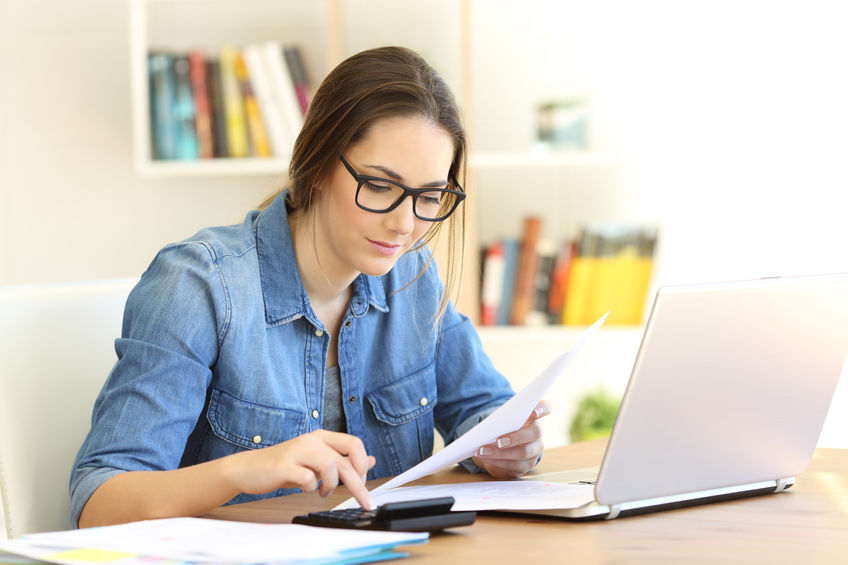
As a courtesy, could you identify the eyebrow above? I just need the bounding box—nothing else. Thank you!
[362,163,449,188]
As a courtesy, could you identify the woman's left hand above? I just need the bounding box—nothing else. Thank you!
[471,399,551,479]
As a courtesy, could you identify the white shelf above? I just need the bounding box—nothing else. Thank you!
[134,157,289,178]
[469,149,620,170]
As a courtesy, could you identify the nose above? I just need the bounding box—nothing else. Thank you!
[384,194,416,235]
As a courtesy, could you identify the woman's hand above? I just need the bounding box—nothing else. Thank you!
[224,430,377,509]
[471,400,551,479]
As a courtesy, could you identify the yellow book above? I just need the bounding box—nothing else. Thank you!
[562,256,596,325]
[235,53,271,157]
[219,45,249,158]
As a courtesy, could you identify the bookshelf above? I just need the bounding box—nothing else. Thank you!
[127,0,652,326]
[128,0,653,443]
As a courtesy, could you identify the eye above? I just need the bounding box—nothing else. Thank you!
[362,180,393,193]
[419,191,444,206]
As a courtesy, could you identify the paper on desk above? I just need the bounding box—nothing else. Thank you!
[0,517,428,565]
[368,480,598,511]
[337,312,608,510]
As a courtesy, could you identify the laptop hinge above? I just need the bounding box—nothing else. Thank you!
[605,504,622,520]
[774,478,792,493]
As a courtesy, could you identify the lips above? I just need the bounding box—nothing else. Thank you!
[367,238,402,256]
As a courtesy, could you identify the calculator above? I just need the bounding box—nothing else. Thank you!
[293,496,476,532]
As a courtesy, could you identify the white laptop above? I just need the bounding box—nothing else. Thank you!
[517,272,848,520]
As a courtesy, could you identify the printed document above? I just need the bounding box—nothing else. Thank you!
[337,312,608,510]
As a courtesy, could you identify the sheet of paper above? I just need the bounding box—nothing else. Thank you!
[337,312,608,509]
[369,480,598,511]
[0,518,428,565]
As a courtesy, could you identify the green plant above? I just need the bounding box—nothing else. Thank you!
[569,388,621,442]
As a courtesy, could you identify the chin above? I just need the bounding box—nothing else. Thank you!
[357,256,401,277]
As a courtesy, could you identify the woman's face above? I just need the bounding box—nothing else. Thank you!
[314,115,455,279]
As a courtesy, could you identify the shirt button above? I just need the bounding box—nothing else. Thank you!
[312,409,319,419]
[419,397,428,407]
[348,395,356,403]
[252,435,262,444]
[345,320,352,328]
[314,329,324,337]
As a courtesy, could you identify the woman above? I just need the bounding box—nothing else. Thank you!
[71,46,549,528]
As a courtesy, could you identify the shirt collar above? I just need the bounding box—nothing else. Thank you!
[256,191,388,327]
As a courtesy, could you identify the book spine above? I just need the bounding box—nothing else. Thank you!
[234,52,271,157]
[547,238,576,324]
[219,45,249,158]
[283,45,311,116]
[497,239,520,326]
[148,52,176,160]
[188,50,214,159]
[171,55,199,160]
[205,59,229,158]
[525,239,557,326]
[480,241,506,326]
[563,228,600,326]
[243,43,293,159]
[509,216,543,325]
[262,40,304,143]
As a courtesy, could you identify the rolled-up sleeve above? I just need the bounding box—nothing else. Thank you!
[69,242,227,527]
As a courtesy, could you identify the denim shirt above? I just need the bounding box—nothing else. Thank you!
[70,192,514,526]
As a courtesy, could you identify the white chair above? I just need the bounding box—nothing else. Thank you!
[0,279,137,539]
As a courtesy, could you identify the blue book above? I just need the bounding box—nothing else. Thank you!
[148,53,176,160]
[171,55,199,160]
[497,239,520,326]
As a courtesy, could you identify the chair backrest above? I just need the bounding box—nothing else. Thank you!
[0,279,137,539]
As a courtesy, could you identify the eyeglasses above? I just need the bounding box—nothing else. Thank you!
[340,155,465,222]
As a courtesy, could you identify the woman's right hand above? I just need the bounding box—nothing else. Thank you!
[224,430,377,509]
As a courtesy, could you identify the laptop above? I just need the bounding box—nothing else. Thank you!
[517,272,848,520]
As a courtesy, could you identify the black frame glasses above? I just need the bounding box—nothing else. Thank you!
[339,155,465,222]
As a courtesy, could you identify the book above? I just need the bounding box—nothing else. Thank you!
[547,238,576,324]
[205,59,229,158]
[525,239,557,326]
[262,40,304,145]
[284,45,312,116]
[496,239,520,326]
[564,226,657,325]
[563,228,601,326]
[509,216,543,325]
[243,43,294,158]
[234,52,272,157]
[188,50,214,159]
[480,241,506,326]
[219,45,249,158]
[171,55,199,160]
[148,52,176,160]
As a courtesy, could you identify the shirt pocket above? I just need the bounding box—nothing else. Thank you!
[366,364,438,474]
[206,388,308,450]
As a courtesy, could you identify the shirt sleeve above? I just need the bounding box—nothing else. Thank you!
[69,241,228,527]
[430,296,515,456]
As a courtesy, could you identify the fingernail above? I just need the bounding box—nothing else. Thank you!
[476,446,493,457]
[496,437,511,448]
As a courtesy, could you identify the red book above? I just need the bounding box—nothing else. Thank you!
[480,241,505,326]
[188,50,214,159]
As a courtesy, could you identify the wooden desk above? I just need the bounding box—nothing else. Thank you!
[204,441,848,564]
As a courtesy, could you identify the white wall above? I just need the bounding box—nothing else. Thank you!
[470,0,848,288]
[570,0,848,286]
[0,0,281,286]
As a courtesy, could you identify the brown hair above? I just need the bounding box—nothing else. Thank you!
[261,46,467,320]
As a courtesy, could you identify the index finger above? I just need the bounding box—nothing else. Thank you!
[336,458,375,510]
[316,430,373,478]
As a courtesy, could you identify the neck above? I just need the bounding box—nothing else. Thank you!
[289,208,358,305]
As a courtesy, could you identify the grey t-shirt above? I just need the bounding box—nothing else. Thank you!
[322,365,346,432]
